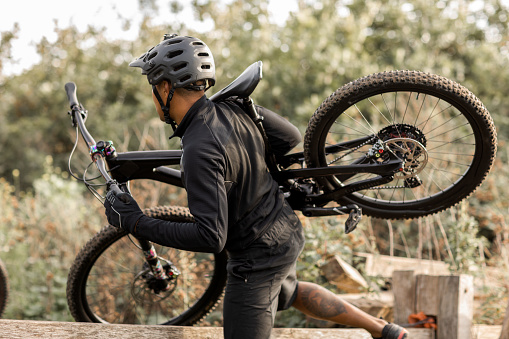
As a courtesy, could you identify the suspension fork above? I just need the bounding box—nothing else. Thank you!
[137,238,174,291]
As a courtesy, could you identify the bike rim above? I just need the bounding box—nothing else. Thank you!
[320,89,484,207]
[82,234,219,325]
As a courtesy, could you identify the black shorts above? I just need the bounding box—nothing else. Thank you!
[223,205,305,339]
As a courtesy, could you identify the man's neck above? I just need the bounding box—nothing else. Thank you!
[172,94,203,125]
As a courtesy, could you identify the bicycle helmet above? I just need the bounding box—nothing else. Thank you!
[129,34,216,127]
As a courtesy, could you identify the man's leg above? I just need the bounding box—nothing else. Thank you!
[291,281,392,338]
[223,272,278,339]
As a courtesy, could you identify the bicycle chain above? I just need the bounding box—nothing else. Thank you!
[369,184,405,190]
[327,136,423,191]
[327,136,377,166]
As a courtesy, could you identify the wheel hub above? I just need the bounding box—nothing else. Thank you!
[131,263,178,304]
[377,124,428,179]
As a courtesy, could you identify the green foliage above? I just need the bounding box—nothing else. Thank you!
[0,160,102,320]
[2,0,509,187]
[440,202,489,273]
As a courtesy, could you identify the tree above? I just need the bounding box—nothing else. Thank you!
[1,0,509,188]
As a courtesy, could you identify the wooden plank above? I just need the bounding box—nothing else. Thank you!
[437,275,474,339]
[355,253,449,278]
[0,319,436,339]
[471,325,502,339]
[272,327,433,339]
[320,255,369,293]
[415,275,440,316]
[341,291,394,321]
[392,270,416,324]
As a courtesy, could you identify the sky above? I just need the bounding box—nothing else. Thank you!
[0,0,298,76]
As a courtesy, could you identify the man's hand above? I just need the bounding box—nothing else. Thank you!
[103,190,144,233]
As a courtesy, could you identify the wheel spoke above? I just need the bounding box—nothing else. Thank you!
[305,71,496,218]
[68,209,227,326]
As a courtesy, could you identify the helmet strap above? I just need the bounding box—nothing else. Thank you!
[152,85,177,131]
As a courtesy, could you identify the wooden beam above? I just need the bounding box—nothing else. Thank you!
[0,319,436,339]
[355,253,449,278]
[341,291,394,321]
[437,275,474,339]
[392,270,416,324]
[415,275,440,315]
[320,255,369,293]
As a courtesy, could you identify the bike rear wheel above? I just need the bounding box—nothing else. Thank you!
[304,70,497,219]
[66,206,227,325]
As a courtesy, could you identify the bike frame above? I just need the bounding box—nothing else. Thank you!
[105,149,402,209]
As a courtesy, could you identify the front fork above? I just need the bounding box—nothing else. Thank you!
[91,141,179,294]
[138,238,180,293]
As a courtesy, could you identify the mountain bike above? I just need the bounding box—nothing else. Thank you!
[64,61,497,326]
[0,258,9,317]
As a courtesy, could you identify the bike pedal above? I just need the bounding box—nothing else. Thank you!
[345,207,362,234]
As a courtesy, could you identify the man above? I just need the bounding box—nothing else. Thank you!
[104,34,408,339]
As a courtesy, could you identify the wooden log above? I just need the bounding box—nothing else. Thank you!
[415,275,440,316]
[341,291,394,322]
[0,319,436,339]
[471,325,503,339]
[355,253,449,278]
[437,275,474,339]
[320,255,369,293]
[392,270,416,324]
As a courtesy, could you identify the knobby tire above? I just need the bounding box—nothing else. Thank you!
[66,205,227,325]
[304,70,497,219]
[0,259,8,317]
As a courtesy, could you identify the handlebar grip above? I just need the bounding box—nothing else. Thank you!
[65,82,79,108]
[108,182,130,203]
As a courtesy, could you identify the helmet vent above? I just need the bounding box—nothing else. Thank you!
[180,75,192,82]
[147,51,158,60]
[198,52,209,57]
[201,65,211,70]
[173,62,188,72]
[167,39,183,45]
[167,50,183,59]
[192,41,204,46]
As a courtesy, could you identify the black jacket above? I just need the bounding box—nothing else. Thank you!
[134,95,301,253]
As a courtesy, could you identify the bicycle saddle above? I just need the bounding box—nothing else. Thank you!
[210,61,262,102]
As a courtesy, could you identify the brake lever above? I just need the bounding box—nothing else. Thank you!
[68,105,88,128]
[107,181,130,203]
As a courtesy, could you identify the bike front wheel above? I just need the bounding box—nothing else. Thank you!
[66,206,227,325]
[0,259,9,317]
[304,70,497,219]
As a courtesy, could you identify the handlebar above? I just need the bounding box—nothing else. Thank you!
[64,82,80,108]
[65,82,124,197]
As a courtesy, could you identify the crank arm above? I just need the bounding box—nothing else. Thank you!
[302,204,359,217]
[302,204,362,234]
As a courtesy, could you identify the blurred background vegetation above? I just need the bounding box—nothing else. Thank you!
[1,0,509,327]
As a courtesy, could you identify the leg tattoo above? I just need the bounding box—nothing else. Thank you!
[299,284,347,319]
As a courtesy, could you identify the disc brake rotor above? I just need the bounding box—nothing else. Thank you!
[376,124,428,179]
[384,137,428,179]
[131,264,177,304]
